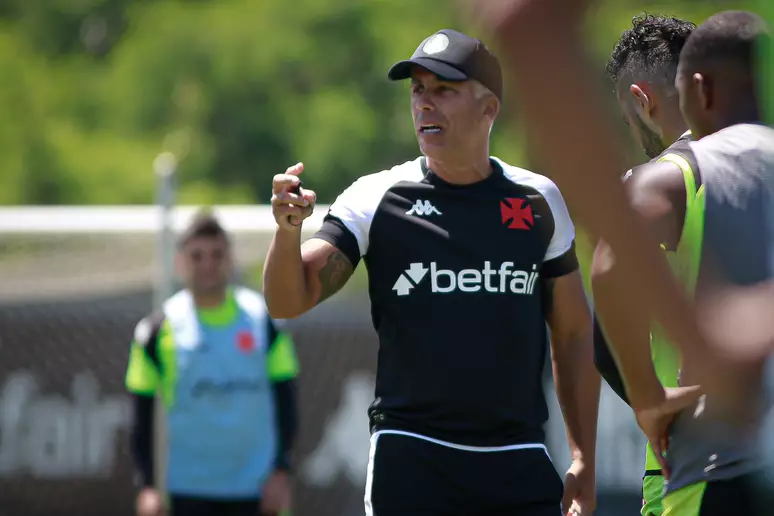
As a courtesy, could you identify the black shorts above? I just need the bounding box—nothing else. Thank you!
[365,431,563,516]
[170,495,261,516]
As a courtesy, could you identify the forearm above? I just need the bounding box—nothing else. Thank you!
[263,229,312,319]
[130,394,155,488]
[592,259,664,409]
[272,379,298,471]
[552,329,600,463]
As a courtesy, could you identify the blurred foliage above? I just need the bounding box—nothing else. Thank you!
[0,0,762,206]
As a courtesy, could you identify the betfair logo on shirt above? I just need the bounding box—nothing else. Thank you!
[392,261,540,296]
[406,200,442,216]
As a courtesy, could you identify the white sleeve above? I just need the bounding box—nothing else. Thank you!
[542,180,576,262]
[323,160,424,258]
[326,177,379,258]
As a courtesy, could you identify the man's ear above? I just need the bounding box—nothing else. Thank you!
[484,96,500,124]
[694,73,712,110]
[629,84,655,121]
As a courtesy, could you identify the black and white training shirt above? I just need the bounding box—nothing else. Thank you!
[313,156,579,447]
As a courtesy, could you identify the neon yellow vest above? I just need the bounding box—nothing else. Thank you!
[643,153,706,471]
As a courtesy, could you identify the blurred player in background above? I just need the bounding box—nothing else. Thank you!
[125,211,299,516]
[590,14,697,516]
[264,28,599,516]
[601,10,774,516]
[757,0,774,492]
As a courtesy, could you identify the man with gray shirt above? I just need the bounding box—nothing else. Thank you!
[664,12,774,515]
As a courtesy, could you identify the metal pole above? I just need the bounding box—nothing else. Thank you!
[154,151,177,306]
[152,152,177,500]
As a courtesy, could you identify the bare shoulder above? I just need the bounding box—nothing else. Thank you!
[626,160,685,198]
[627,160,687,250]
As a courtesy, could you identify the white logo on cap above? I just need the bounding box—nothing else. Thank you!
[423,33,449,55]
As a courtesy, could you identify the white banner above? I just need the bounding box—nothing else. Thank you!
[0,370,131,479]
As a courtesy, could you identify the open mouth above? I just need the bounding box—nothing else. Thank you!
[420,124,443,134]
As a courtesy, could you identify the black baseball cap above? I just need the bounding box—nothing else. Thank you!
[387,29,503,101]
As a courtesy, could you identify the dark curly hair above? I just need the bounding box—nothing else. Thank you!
[606,14,696,87]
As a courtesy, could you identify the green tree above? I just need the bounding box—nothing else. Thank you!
[0,0,763,206]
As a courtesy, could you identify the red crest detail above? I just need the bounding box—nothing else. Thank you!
[236,331,255,353]
[500,198,534,230]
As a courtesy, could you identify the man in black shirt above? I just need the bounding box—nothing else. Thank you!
[263,29,600,516]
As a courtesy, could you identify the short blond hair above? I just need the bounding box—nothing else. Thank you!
[472,80,494,100]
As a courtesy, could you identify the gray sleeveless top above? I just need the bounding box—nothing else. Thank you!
[666,123,774,495]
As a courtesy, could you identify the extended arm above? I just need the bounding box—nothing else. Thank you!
[265,318,301,471]
[547,270,600,464]
[590,161,685,409]
[125,315,164,491]
[264,165,361,319]
[130,394,156,487]
[590,170,635,407]
[271,380,297,471]
[263,235,355,319]
[538,180,600,467]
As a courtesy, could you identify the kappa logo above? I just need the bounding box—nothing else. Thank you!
[392,261,540,296]
[406,199,442,216]
[500,197,534,230]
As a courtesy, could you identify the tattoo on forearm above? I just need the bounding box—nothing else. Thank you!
[542,278,556,317]
[317,250,353,303]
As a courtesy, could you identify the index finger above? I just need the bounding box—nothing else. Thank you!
[285,162,304,176]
